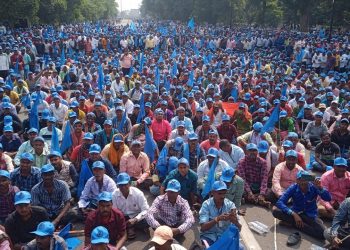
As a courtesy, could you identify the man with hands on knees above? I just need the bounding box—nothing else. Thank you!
[272,170,331,240]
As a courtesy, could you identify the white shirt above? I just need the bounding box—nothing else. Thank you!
[218,145,245,170]
[111,80,125,94]
[39,127,63,151]
[122,99,134,115]
[112,186,149,220]
[0,53,10,71]
[49,103,68,123]
[197,159,229,190]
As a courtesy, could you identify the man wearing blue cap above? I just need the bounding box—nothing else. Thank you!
[237,143,270,208]
[11,152,41,192]
[161,158,198,206]
[170,107,194,133]
[313,132,340,172]
[24,221,67,249]
[79,161,117,210]
[85,192,127,249]
[31,164,73,226]
[112,173,150,240]
[83,226,121,250]
[303,111,328,148]
[170,121,190,142]
[217,114,238,144]
[49,94,68,127]
[195,115,217,143]
[39,116,63,150]
[5,191,49,248]
[273,170,331,240]
[146,179,195,238]
[318,157,350,220]
[199,181,242,247]
[83,113,102,133]
[237,122,274,149]
[101,134,130,171]
[0,125,22,158]
[0,170,19,224]
[32,137,50,168]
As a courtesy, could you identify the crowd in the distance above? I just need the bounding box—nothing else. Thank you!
[0,19,349,250]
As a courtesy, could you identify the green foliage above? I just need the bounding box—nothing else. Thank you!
[0,0,118,26]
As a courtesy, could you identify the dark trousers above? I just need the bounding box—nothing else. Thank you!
[122,67,130,76]
[272,208,325,240]
[125,216,149,230]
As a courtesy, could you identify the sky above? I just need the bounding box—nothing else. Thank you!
[117,0,142,11]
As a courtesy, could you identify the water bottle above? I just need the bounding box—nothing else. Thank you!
[248,221,269,235]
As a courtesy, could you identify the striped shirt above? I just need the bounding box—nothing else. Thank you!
[10,167,41,192]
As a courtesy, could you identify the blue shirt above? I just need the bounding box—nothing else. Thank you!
[10,166,41,192]
[170,116,194,133]
[199,197,236,242]
[276,183,331,218]
[0,134,22,152]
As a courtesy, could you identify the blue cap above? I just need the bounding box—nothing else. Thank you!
[177,157,189,167]
[20,152,34,161]
[15,191,32,205]
[280,96,288,102]
[180,98,187,103]
[173,137,183,151]
[202,115,210,122]
[177,121,185,127]
[253,122,263,131]
[48,151,62,158]
[27,128,38,134]
[4,125,13,132]
[209,129,218,135]
[296,170,310,179]
[114,135,123,143]
[98,191,112,202]
[91,226,110,244]
[285,150,297,158]
[206,98,213,103]
[207,147,219,157]
[83,132,94,140]
[131,140,142,146]
[48,116,57,123]
[282,140,293,148]
[315,111,324,117]
[73,119,82,126]
[165,179,181,192]
[246,143,258,151]
[239,102,246,108]
[145,102,152,108]
[4,115,12,126]
[280,110,287,118]
[89,144,101,154]
[257,108,265,113]
[287,132,298,138]
[116,173,130,185]
[143,117,152,125]
[0,170,10,179]
[212,181,228,191]
[68,111,77,118]
[31,221,55,236]
[341,109,349,114]
[103,119,112,126]
[41,164,55,173]
[341,118,350,124]
[222,114,230,121]
[243,93,251,101]
[220,167,235,182]
[92,161,105,169]
[334,157,348,167]
[257,140,269,153]
[188,133,198,141]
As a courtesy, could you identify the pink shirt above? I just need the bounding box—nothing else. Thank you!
[272,162,303,196]
[199,140,220,154]
[319,170,350,209]
[151,120,172,142]
[120,151,150,183]
[120,54,133,68]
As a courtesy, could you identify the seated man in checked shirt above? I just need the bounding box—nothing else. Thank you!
[145,179,195,241]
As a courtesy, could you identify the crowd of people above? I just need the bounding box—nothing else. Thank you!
[0,19,349,250]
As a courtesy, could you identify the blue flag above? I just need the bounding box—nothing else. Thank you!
[171,62,177,77]
[60,121,73,154]
[118,109,127,133]
[231,87,238,102]
[77,159,93,197]
[260,104,280,135]
[157,55,164,64]
[282,84,288,97]
[144,125,157,162]
[14,58,19,74]
[51,125,60,153]
[240,55,246,68]
[29,98,40,130]
[139,53,145,72]
[58,223,72,238]
[129,21,136,32]
[136,94,145,123]
[171,49,177,59]
[297,107,304,119]
[188,17,195,31]
[156,146,169,178]
[202,156,218,198]
[306,152,316,170]
[187,70,194,87]
[97,65,104,92]
[207,225,240,250]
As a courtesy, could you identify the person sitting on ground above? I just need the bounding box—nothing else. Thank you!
[0,125,22,158]
[0,225,11,250]
[146,179,195,239]
[199,129,220,154]
[112,173,150,240]
[0,143,14,172]
[312,132,340,172]
[31,164,73,227]
[318,157,350,220]
[148,225,187,250]
[83,226,121,250]
[237,143,270,208]
[324,197,350,249]
[10,153,41,192]
[199,180,243,248]
[101,134,129,173]
[23,221,67,250]
[84,192,127,249]
[0,170,19,224]
[78,161,117,213]
[31,136,50,169]
[218,139,245,171]
[220,166,245,211]
[237,122,274,148]
[303,111,328,148]
[278,140,306,169]
[272,170,331,240]
[5,191,49,250]
[119,140,151,189]
[269,150,303,204]
[161,158,198,208]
